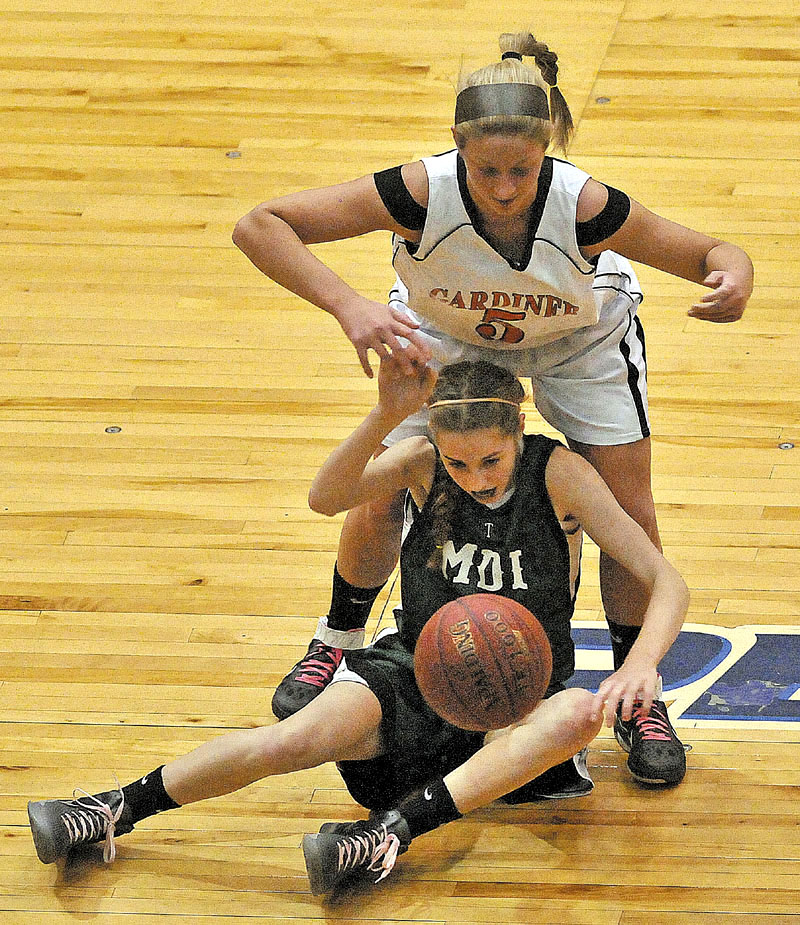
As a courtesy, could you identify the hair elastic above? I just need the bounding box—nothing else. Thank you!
[501,51,523,61]
[454,82,550,124]
[428,398,521,410]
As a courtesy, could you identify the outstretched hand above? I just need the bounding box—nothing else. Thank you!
[376,353,437,422]
[591,660,659,728]
[688,270,750,323]
[336,296,433,378]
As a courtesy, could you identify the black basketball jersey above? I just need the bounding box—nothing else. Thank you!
[397,433,576,686]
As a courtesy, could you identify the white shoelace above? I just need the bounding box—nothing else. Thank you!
[336,823,402,884]
[65,780,125,863]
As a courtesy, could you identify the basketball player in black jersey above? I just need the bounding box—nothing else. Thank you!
[28,357,688,895]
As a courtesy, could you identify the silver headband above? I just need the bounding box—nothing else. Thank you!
[454,83,550,125]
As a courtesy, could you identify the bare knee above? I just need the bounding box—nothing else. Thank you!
[551,688,603,750]
[241,721,316,776]
[342,492,400,539]
[338,491,406,584]
[508,687,602,758]
[350,491,405,527]
[569,438,660,546]
[618,487,659,544]
[244,713,352,776]
[267,683,384,772]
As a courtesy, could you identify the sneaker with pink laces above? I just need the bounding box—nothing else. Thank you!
[28,786,134,864]
[271,638,344,720]
[614,700,687,785]
[302,809,411,895]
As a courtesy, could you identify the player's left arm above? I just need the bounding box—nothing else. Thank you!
[545,446,690,725]
[578,178,753,323]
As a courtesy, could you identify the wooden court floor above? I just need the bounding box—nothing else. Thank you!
[1,0,799,921]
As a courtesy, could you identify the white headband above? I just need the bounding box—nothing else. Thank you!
[428,398,521,410]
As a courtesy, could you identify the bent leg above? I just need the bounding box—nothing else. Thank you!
[444,689,602,814]
[302,689,600,895]
[163,681,384,805]
[336,488,405,588]
[272,447,405,719]
[568,436,660,627]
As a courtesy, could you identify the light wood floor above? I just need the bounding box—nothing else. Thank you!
[2,0,799,922]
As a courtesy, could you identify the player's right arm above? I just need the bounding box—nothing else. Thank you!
[309,357,437,516]
[232,165,431,377]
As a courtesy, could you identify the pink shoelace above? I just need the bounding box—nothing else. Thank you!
[294,643,343,688]
[336,824,402,884]
[632,701,675,742]
[65,782,125,863]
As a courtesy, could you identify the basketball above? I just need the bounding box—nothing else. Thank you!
[413,593,553,731]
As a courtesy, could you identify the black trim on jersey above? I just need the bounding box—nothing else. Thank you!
[392,153,600,277]
[575,185,631,247]
[374,166,427,232]
[595,270,634,286]
[525,237,601,276]
[396,223,473,262]
[594,285,637,305]
[594,270,644,305]
[618,311,650,439]
[455,154,553,272]
[397,227,597,275]
[634,312,648,366]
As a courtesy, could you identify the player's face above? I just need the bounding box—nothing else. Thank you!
[458,134,546,221]
[435,426,522,505]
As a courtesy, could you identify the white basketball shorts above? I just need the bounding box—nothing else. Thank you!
[386,280,649,447]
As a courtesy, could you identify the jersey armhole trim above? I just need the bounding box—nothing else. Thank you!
[576,185,631,247]
[374,165,427,232]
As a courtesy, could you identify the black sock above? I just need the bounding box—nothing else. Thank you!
[326,564,386,632]
[120,766,180,824]
[607,619,643,671]
[394,777,462,839]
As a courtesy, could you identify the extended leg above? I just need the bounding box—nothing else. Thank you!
[28,682,384,864]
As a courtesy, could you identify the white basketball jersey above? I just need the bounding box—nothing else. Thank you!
[392,149,638,349]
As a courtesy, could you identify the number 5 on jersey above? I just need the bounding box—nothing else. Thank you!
[476,307,526,344]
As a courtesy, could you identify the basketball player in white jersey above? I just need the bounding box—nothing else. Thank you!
[232,30,753,785]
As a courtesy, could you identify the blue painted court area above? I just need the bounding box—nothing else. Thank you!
[568,623,800,724]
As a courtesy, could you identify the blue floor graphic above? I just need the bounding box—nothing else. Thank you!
[567,623,800,725]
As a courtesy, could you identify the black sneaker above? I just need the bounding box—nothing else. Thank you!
[614,700,687,785]
[317,820,358,835]
[302,809,411,895]
[499,747,594,803]
[28,787,134,864]
[272,639,344,720]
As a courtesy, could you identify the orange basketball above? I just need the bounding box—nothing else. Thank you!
[413,593,553,731]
